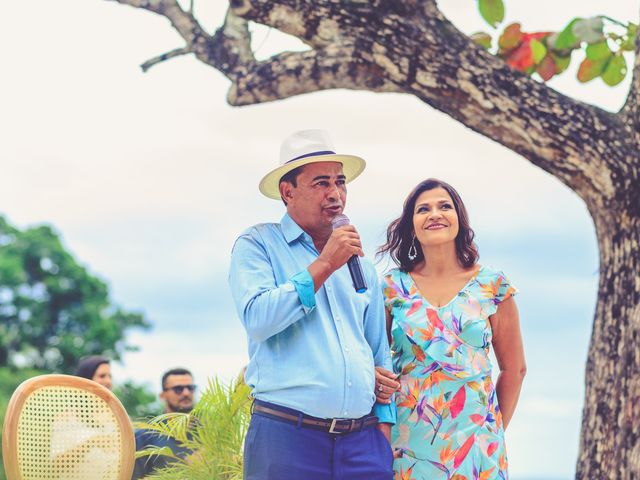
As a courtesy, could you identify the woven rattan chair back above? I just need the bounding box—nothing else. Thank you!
[2,374,134,480]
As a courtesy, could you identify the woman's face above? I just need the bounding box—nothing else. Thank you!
[412,187,459,248]
[92,362,113,390]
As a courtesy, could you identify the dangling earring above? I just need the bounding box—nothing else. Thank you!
[408,233,418,261]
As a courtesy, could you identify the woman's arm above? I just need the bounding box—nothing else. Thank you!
[490,296,526,430]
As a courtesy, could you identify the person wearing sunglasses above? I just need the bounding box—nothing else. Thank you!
[131,367,196,480]
[159,368,197,414]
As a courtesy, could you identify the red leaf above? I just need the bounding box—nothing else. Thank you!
[506,42,534,71]
[449,386,466,419]
[412,344,426,363]
[426,308,444,330]
[401,362,417,376]
[503,31,553,72]
[498,23,522,51]
[406,299,422,317]
[522,32,551,42]
[453,434,475,469]
[470,414,485,426]
[487,441,499,457]
[536,55,556,81]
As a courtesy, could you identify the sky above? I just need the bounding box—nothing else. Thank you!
[0,1,637,478]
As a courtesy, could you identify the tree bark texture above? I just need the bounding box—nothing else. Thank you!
[107,0,639,477]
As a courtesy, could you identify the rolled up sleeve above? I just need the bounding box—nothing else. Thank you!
[229,231,315,343]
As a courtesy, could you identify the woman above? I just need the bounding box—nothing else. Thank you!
[75,355,113,390]
[377,179,526,480]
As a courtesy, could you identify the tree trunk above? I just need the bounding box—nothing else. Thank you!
[578,204,640,478]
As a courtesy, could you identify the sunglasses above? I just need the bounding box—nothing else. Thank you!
[164,384,197,394]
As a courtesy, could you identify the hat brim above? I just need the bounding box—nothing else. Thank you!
[259,154,366,200]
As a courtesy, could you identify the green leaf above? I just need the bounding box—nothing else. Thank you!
[621,23,637,52]
[601,55,628,86]
[573,17,605,44]
[530,39,547,64]
[498,23,522,51]
[478,0,505,28]
[470,32,492,49]
[554,18,582,50]
[577,57,609,83]
[551,53,572,74]
[585,41,612,60]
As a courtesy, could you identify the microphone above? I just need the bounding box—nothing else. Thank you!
[331,214,368,293]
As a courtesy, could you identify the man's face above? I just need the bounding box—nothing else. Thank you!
[160,374,195,413]
[281,162,347,234]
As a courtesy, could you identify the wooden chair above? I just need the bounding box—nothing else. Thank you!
[2,374,135,480]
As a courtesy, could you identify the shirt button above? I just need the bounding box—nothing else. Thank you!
[327,285,331,291]
[343,411,348,416]
[336,315,341,321]
[348,381,352,387]
[345,347,349,352]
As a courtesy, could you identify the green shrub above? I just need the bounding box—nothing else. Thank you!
[135,376,251,480]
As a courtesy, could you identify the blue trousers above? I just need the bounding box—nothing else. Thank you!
[244,410,393,480]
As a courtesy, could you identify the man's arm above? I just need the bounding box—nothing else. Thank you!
[131,430,152,480]
[229,226,363,343]
[362,269,397,433]
[229,232,317,343]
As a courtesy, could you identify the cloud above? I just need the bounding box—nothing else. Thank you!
[111,330,248,394]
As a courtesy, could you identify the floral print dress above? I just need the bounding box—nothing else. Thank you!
[383,265,517,480]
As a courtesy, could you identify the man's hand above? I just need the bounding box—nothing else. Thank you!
[317,225,363,272]
[308,225,364,292]
[377,422,392,444]
[375,367,400,404]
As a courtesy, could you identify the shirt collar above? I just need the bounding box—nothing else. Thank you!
[281,213,307,244]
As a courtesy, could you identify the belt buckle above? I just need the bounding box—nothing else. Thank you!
[329,418,342,434]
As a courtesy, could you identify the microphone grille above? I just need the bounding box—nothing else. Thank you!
[331,214,350,229]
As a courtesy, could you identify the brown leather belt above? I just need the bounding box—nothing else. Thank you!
[252,400,379,434]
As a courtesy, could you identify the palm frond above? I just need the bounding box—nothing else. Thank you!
[134,374,252,480]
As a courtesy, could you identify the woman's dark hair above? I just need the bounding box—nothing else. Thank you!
[377,178,478,271]
[75,355,110,380]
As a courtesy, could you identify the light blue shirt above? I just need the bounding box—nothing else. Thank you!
[229,213,396,423]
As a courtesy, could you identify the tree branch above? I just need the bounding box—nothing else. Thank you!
[230,0,371,49]
[407,19,627,204]
[107,0,635,206]
[370,6,630,204]
[206,8,256,79]
[108,0,254,80]
[141,46,190,72]
[228,45,402,105]
[108,0,199,35]
[227,0,630,203]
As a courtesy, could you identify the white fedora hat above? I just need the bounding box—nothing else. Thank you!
[259,129,366,200]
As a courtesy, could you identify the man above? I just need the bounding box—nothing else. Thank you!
[229,130,400,480]
[131,367,196,480]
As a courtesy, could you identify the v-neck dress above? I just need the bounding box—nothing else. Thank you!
[382,265,517,480]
